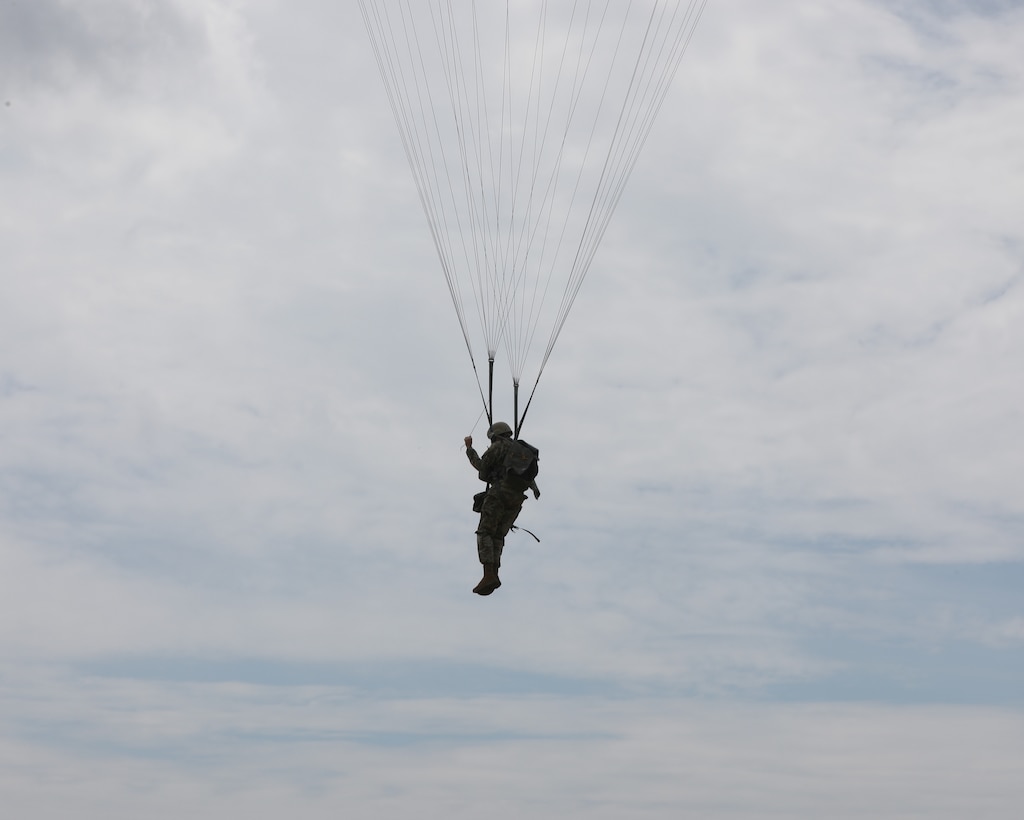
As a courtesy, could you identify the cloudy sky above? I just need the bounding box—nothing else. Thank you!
[2,0,1024,817]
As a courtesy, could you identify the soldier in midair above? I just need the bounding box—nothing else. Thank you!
[464,422,540,595]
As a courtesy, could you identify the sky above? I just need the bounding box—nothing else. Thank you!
[1,0,1023,817]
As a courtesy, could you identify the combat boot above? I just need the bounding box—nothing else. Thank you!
[473,563,501,595]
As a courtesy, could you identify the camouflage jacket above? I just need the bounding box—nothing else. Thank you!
[466,438,539,497]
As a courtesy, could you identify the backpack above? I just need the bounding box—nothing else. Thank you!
[503,438,539,483]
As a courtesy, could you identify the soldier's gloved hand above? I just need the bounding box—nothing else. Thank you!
[464,436,473,448]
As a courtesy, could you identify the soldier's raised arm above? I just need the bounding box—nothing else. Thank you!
[464,435,483,471]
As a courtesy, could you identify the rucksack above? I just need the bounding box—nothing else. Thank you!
[503,438,539,483]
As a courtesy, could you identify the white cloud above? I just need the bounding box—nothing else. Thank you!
[2,674,1023,819]
[2,0,1023,815]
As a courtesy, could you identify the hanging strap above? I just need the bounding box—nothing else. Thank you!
[510,524,540,543]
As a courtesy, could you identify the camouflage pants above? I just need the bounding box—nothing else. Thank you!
[476,488,526,565]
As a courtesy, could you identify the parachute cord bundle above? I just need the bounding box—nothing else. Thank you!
[359,0,709,431]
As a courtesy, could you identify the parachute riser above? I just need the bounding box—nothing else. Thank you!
[513,381,520,438]
[487,357,494,428]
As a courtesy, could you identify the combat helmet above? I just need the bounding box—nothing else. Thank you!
[487,421,513,440]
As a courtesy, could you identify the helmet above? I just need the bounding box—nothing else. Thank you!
[487,421,513,440]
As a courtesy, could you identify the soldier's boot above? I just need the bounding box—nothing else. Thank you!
[473,563,501,596]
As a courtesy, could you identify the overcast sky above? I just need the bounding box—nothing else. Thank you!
[2,0,1024,817]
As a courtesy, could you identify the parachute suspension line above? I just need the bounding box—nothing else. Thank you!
[496,1,540,384]
[402,4,476,332]
[430,2,496,371]
[433,2,496,358]
[423,8,488,373]
[465,0,554,387]
[415,6,501,409]
[359,0,478,387]
[540,2,661,370]
[504,0,581,386]
[506,0,555,383]
[505,0,645,399]
[434,0,503,365]
[484,0,514,363]
[495,0,552,386]
[572,0,706,285]
[360,1,709,423]
[512,0,617,383]
[439,0,510,364]
[489,0,663,395]
[470,0,502,358]
[543,4,662,374]
[501,0,605,387]
[398,1,516,402]
[536,0,709,381]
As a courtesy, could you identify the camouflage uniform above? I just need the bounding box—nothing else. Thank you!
[466,438,537,566]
